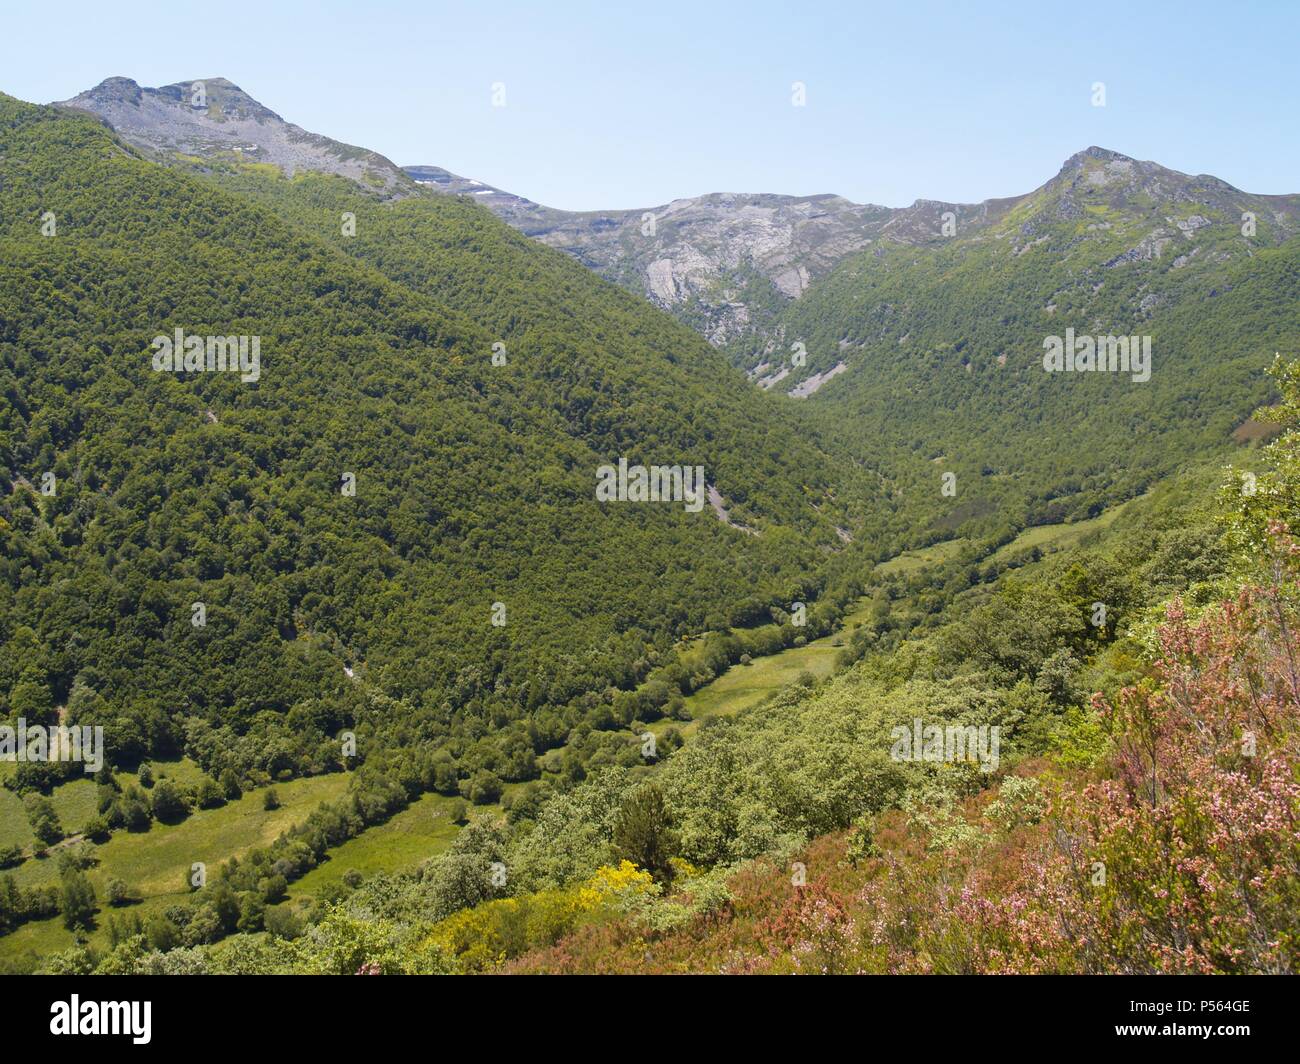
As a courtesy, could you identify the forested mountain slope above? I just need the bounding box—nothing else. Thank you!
[61,78,1299,551]
[34,365,1292,976]
[0,92,870,797]
[499,389,1300,974]
[770,148,1300,535]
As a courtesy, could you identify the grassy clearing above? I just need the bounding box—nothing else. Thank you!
[0,764,100,852]
[73,773,349,898]
[874,538,967,575]
[287,792,462,902]
[0,762,29,850]
[654,597,876,739]
[989,497,1142,564]
[0,771,351,968]
[0,757,215,856]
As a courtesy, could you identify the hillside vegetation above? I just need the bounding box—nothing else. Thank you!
[2,83,1295,977]
[0,91,879,804]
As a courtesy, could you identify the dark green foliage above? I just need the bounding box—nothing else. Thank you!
[612,781,678,885]
[149,779,188,824]
[23,794,61,847]
[466,769,503,806]
[82,815,111,842]
[0,92,878,813]
[59,869,96,931]
[0,874,53,933]
[195,774,226,809]
[115,785,153,831]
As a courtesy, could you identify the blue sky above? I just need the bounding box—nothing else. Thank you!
[4,0,1297,210]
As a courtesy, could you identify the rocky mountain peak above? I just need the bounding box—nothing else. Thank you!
[78,76,144,105]
[59,76,409,196]
[1060,145,1134,169]
[1047,145,1242,203]
[158,77,282,122]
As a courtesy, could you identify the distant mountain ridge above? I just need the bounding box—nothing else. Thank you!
[59,76,913,343]
[403,145,1299,352]
[60,77,1300,372]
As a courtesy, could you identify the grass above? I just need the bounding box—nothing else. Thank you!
[989,496,1142,564]
[0,771,350,968]
[0,757,259,865]
[874,538,967,575]
[0,762,98,852]
[287,792,462,903]
[653,596,876,739]
[0,762,30,850]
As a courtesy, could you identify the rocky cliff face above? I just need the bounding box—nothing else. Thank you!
[399,182,1024,347]
[485,191,898,345]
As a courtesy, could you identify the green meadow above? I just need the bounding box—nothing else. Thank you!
[873,538,968,575]
[653,596,876,739]
[0,763,97,851]
[0,769,350,966]
[988,496,1143,564]
[287,792,463,902]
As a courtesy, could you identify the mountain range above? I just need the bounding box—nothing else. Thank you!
[60,77,1300,370]
[50,74,1300,550]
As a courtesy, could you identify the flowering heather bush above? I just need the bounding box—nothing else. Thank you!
[784,887,860,975]
[858,527,1300,974]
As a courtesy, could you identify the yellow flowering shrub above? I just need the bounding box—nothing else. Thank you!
[423,862,657,972]
[575,861,656,909]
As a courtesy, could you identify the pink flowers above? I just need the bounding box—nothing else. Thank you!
[846,529,1300,974]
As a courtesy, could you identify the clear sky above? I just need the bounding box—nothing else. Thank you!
[3,0,1296,211]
